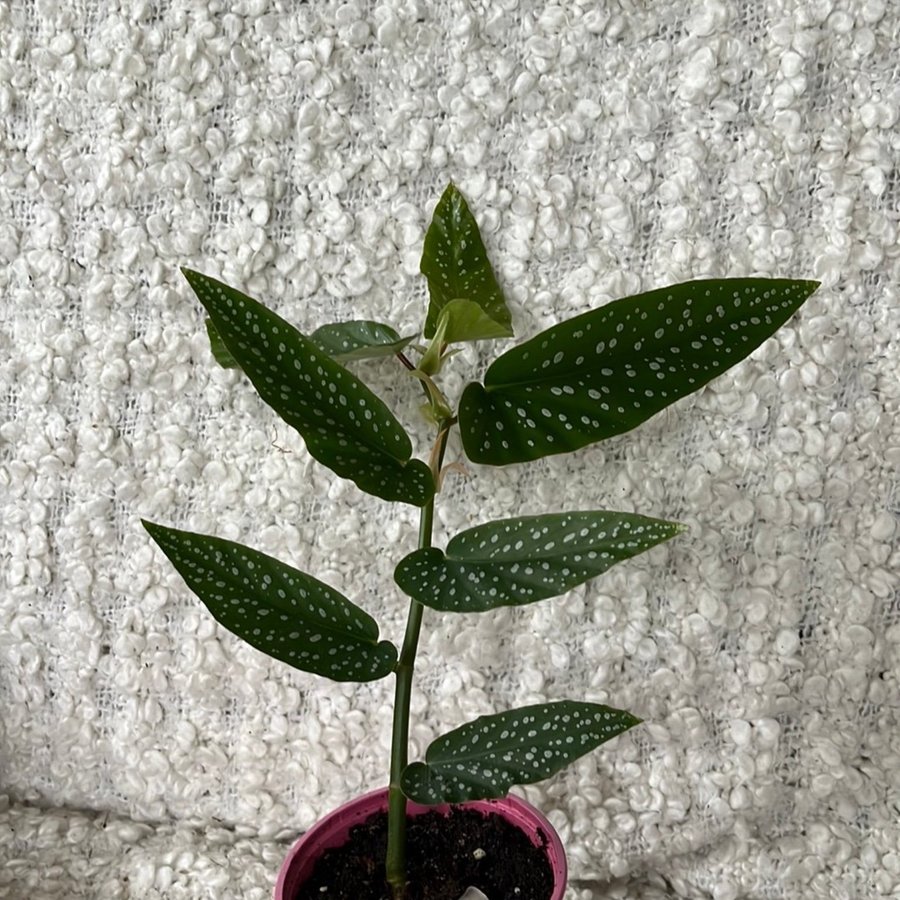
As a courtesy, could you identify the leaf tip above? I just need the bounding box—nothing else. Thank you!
[784,277,820,296]
[141,519,173,548]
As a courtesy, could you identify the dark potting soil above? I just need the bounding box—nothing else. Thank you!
[294,807,554,900]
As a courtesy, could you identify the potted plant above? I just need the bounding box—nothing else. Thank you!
[142,183,818,899]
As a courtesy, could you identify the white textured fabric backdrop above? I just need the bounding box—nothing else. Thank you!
[1,1,898,898]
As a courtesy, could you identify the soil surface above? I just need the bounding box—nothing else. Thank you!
[294,807,554,900]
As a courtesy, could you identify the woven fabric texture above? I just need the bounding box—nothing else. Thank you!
[1,1,898,898]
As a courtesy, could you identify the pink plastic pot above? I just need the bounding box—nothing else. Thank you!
[275,787,567,900]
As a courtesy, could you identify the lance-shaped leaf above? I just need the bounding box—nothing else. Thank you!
[401,701,640,804]
[394,511,682,612]
[458,278,819,465]
[142,521,397,682]
[421,183,513,341]
[309,320,415,362]
[183,269,434,507]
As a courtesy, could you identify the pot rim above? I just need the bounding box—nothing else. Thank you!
[275,786,567,899]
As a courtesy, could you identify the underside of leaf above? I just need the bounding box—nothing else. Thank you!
[205,318,240,368]
[436,298,514,344]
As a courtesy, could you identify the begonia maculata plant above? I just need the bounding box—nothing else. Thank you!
[143,183,818,898]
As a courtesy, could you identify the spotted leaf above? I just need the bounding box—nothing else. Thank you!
[183,270,434,506]
[310,320,415,362]
[401,701,640,804]
[143,521,397,682]
[421,183,513,341]
[458,278,819,465]
[394,511,682,613]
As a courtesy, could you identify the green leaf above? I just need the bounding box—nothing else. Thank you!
[309,320,415,362]
[394,511,682,612]
[142,521,398,682]
[415,311,449,377]
[182,269,434,507]
[458,278,820,465]
[206,318,240,368]
[421,183,513,341]
[207,318,412,368]
[401,701,640,804]
[437,298,514,344]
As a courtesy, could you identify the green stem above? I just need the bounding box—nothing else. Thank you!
[385,424,452,900]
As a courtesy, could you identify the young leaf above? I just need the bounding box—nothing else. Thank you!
[182,269,434,507]
[437,299,514,344]
[206,318,240,368]
[458,278,820,465]
[421,183,513,341]
[401,701,640,804]
[394,511,682,612]
[142,521,398,682]
[309,320,415,362]
[415,309,449,377]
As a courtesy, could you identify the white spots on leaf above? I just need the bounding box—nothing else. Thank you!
[395,513,679,612]
[467,279,811,465]
[147,523,395,681]
[404,701,638,803]
[185,271,431,505]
